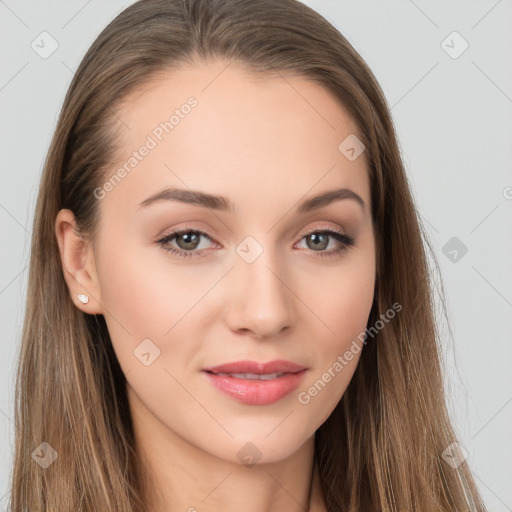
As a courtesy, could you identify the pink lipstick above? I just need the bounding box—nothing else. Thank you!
[202,360,307,405]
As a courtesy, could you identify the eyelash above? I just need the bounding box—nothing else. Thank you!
[156,226,355,259]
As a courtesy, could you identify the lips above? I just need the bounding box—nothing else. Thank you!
[202,360,307,405]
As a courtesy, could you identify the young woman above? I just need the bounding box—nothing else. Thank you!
[9,0,487,510]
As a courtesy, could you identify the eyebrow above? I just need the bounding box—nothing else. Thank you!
[137,187,366,213]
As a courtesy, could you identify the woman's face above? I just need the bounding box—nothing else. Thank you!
[83,60,375,464]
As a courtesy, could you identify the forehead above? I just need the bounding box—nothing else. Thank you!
[101,60,371,217]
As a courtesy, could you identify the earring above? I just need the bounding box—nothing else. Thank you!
[77,294,89,304]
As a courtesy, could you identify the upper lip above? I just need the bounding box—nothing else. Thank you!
[203,360,307,375]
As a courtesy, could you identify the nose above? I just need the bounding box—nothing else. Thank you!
[225,248,297,340]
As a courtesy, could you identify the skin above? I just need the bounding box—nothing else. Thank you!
[55,59,376,512]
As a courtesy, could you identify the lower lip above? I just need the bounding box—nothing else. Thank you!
[203,370,307,405]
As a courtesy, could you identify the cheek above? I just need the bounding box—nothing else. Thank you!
[306,247,376,348]
[97,240,209,335]
[296,244,375,415]
[95,237,217,378]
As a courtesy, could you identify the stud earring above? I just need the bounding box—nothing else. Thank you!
[77,294,89,304]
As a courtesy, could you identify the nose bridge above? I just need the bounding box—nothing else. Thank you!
[227,235,296,338]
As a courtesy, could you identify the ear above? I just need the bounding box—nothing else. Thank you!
[55,209,103,314]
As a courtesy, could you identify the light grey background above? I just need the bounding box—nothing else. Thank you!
[1,0,511,510]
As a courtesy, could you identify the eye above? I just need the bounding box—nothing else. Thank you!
[156,228,216,259]
[294,228,355,258]
[156,227,355,259]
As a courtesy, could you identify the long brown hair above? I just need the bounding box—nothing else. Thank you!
[10,0,487,510]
